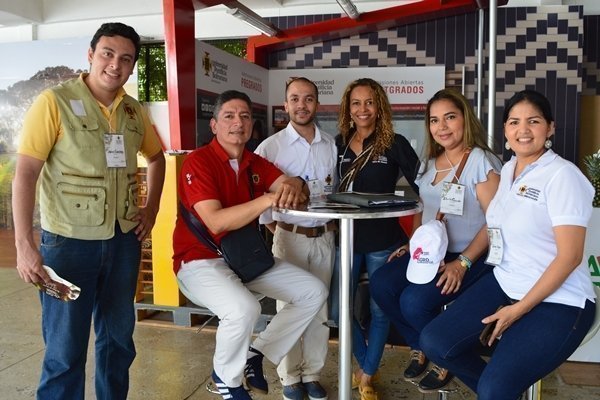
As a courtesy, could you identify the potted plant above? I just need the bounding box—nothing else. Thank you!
[583,149,600,208]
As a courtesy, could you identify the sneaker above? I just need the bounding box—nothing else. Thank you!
[244,354,268,394]
[282,383,306,400]
[211,371,252,400]
[304,381,327,400]
[403,350,429,380]
[417,365,454,393]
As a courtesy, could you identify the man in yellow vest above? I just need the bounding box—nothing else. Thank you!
[12,22,165,399]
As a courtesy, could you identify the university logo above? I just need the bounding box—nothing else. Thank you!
[202,51,212,76]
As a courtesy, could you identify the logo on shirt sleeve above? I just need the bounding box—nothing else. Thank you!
[186,173,193,185]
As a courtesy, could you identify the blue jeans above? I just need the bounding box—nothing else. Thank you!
[38,227,141,400]
[419,272,595,400]
[329,245,393,376]
[370,252,493,350]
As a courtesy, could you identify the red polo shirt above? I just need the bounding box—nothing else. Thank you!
[172,138,283,273]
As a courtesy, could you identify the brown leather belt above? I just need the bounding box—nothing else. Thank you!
[277,221,337,238]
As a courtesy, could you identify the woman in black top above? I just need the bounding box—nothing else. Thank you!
[335,78,420,400]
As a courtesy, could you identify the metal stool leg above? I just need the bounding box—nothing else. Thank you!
[526,380,541,400]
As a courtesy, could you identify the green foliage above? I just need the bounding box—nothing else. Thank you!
[206,39,248,59]
[584,150,600,180]
[135,40,248,103]
[0,154,16,228]
[137,43,167,102]
[584,150,600,208]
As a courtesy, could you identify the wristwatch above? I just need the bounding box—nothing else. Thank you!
[296,176,306,188]
[458,254,472,270]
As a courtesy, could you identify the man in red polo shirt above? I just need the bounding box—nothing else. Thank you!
[173,90,328,400]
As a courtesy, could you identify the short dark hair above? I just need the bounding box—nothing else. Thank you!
[90,22,141,62]
[212,90,253,119]
[285,77,319,101]
[503,90,554,124]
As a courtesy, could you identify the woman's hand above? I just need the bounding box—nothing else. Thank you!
[387,244,409,262]
[481,303,525,346]
[436,259,467,295]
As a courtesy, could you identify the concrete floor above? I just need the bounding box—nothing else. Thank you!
[2,267,600,400]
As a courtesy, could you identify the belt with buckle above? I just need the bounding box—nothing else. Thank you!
[276,221,337,238]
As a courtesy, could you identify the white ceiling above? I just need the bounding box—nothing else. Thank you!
[0,1,414,27]
[0,0,428,42]
[0,0,597,43]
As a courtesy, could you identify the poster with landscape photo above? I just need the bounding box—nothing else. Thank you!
[0,37,108,229]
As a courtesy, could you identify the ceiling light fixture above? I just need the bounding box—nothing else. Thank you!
[336,0,360,20]
[227,7,279,37]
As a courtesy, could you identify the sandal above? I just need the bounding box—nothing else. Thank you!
[358,385,379,400]
[352,371,380,389]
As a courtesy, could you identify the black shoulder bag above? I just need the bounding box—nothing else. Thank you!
[179,168,274,283]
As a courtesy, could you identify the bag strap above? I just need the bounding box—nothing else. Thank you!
[178,202,223,256]
[436,149,471,221]
[179,165,259,251]
[247,168,255,200]
[450,148,471,185]
[246,167,263,231]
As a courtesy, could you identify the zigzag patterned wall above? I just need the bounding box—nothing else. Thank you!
[267,6,598,163]
[583,15,600,96]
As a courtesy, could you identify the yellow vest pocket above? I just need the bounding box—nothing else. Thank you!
[56,182,107,226]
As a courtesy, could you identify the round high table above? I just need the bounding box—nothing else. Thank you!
[275,202,422,399]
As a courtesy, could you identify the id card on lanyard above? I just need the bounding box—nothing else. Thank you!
[485,227,504,266]
[104,133,126,168]
[440,182,465,216]
[308,175,335,198]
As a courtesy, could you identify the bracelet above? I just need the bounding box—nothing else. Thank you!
[458,254,472,270]
[296,176,306,188]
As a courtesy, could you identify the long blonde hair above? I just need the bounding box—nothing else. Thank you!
[338,78,395,158]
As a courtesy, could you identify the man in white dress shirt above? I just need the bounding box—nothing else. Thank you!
[255,77,337,400]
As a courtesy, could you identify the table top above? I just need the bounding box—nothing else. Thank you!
[275,201,422,220]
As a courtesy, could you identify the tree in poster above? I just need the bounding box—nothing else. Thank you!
[0,65,82,228]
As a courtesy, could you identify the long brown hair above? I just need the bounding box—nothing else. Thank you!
[338,78,395,158]
[423,88,496,159]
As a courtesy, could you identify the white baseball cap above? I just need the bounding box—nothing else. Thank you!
[406,220,449,284]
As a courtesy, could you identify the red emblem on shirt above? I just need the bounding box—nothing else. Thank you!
[124,104,137,120]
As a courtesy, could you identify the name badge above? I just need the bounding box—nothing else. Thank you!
[440,182,465,216]
[486,227,503,266]
[104,133,126,168]
[323,174,334,195]
[308,179,325,198]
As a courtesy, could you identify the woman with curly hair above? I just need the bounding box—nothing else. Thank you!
[333,78,420,400]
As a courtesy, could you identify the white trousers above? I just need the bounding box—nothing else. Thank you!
[177,257,328,388]
[272,228,335,386]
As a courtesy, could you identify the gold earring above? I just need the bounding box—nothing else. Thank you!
[349,119,354,129]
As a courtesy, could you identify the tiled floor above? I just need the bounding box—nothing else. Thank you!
[0,264,469,400]
[1,264,600,399]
